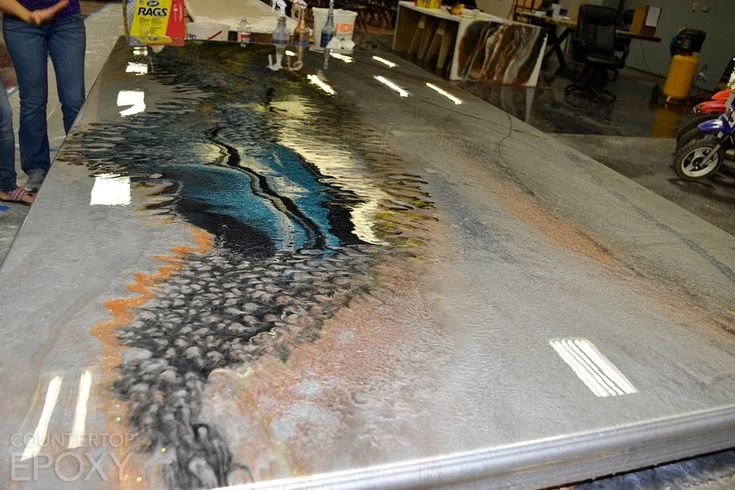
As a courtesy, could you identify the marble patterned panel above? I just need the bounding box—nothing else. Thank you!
[2,39,735,490]
[21,40,438,488]
[458,21,544,85]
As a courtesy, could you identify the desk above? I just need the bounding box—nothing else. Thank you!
[515,12,661,70]
[394,1,545,84]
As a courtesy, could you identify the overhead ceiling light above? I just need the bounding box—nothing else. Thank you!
[374,75,409,97]
[426,82,463,105]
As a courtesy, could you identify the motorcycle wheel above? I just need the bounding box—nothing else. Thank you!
[676,113,719,142]
[674,135,724,181]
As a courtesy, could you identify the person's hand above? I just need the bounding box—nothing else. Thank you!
[30,0,69,26]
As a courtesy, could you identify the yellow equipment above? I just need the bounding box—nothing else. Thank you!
[663,53,699,102]
[661,28,706,103]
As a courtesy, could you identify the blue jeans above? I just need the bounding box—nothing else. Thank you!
[2,14,85,174]
[0,86,16,191]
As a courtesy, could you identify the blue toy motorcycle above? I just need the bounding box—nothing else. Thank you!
[673,91,735,181]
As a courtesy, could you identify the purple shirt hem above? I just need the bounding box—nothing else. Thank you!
[16,0,80,18]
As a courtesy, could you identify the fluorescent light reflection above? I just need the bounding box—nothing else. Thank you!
[307,74,336,96]
[90,174,132,206]
[285,49,297,57]
[68,370,93,449]
[330,52,353,63]
[132,46,148,57]
[372,55,396,68]
[22,376,62,460]
[426,82,463,105]
[117,90,146,117]
[126,62,149,75]
[549,338,638,397]
[374,75,408,97]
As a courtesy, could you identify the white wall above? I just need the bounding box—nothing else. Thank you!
[475,0,515,18]
[619,0,735,90]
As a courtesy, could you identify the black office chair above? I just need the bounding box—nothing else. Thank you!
[565,4,625,102]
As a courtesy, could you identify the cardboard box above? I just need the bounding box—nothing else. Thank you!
[630,4,661,36]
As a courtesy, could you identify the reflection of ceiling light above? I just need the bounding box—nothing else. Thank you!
[374,75,408,97]
[132,46,148,57]
[90,174,132,206]
[68,370,93,449]
[372,56,396,68]
[330,52,353,63]
[126,62,149,75]
[285,49,296,56]
[426,82,463,105]
[22,376,62,461]
[307,74,336,96]
[117,90,146,117]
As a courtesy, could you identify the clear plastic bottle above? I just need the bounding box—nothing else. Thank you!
[272,16,289,66]
[320,7,336,49]
[237,18,251,47]
[293,7,309,61]
[321,3,336,69]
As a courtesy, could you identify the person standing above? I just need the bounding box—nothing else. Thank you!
[3,0,83,194]
[0,0,68,204]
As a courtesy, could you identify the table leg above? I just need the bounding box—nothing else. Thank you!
[542,26,570,70]
[417,18,435,61]
[425,20,446,66]
[407,15,427,58]
[437,26,454,75]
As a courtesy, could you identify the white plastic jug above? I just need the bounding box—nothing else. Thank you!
[311,8,358,52]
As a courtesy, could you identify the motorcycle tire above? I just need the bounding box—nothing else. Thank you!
[673,135,724,181]
[676,113,719,142]
[676,126,707,150]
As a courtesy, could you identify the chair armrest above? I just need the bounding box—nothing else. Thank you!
[614,37,631,61]
[569,36,587,57]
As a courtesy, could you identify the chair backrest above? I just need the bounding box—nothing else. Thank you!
[575,4,618,56]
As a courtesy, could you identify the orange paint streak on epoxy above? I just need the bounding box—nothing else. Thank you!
[89,226,213,488]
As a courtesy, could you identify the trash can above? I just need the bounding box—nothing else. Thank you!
[662,29,706,102]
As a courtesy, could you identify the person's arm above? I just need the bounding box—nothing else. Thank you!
[0,0,69,25]
[30,0,69,25]
[0,0,35,24]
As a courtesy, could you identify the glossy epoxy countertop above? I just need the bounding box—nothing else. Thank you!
[1,41,734,489]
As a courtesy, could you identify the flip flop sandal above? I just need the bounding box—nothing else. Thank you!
[0,187,33,206]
